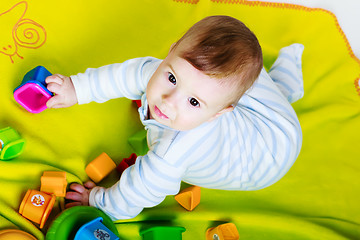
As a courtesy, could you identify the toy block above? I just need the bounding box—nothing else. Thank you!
[140,226,186,240]
[40,171,67,197]
[74,217,119,240]
[19,189,56,229]
[133,99,142,108]
[128,129,148,155]
[14,66,53,113]
[46,206,120,240]
[174,186,201,211]
[0,127,26,160]
[0,229,37,239]
[85,152,116,183]
[116,153,137,174]
[206,223,239,240]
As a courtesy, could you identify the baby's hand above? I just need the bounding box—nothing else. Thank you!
[65,181,96,208]
[46,74,78,108]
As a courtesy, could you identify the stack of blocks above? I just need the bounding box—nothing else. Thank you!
[19,171,67,229]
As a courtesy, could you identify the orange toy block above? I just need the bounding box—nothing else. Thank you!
[206,223,239,240]
[19,189,56,229]
[40,171,67,197]
[174,185,201,211]
[85,152,116,183]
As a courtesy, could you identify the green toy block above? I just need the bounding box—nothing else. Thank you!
[128,129,148,155]
[140,226,186,240]
[0,127,26,160]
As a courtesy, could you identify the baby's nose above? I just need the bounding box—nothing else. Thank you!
[162,91,179,107]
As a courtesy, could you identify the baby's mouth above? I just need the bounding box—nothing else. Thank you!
[154,105,169,119]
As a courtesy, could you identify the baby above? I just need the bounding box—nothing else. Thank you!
[46,15,304,220]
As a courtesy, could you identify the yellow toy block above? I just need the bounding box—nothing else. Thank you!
[85,152,116,183]
[40,171,67,197]
[206,223,239,240]
[174,185,200,211]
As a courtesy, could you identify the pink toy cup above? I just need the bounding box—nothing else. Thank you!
[14,82,52,113]
[14,66,53,113]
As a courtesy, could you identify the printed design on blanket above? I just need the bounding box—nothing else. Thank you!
[0,1,47,63]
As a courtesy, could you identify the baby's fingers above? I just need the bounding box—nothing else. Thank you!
[68,183,87,193]
[45,74,65,85]
[46,81,62,94]
[46,95,63,108]
[84,181,96,189]
[65,191,84,202]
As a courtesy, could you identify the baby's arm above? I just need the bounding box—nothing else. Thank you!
[65,181,96,208]
[46,74,78,108]
[45,57,160,108]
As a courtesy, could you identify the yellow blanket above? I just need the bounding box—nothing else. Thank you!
[1,0,359,239]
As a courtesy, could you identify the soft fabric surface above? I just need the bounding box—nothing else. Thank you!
[0,1,359,239]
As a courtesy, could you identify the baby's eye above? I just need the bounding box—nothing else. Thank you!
[168,72,176,85]
[189,97,200,107]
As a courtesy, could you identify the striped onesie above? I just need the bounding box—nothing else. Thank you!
[71,44,304,220]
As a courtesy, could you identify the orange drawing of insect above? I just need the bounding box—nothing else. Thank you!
[0,1,46,63]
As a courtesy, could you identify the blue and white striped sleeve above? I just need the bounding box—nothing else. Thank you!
[70,57,161,104]
[88,150,184,220]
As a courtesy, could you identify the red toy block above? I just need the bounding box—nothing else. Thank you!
[133,100,142,108]
[116,153,137,174]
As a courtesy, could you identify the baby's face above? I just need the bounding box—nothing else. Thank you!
[146,48,234,131]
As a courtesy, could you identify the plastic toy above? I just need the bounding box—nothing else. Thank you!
[14,66,53,113]
[206,223,239,240]
[85,152,116,183]
[116,153,137,174]
[128,129,148,155]
[133,99,142,108]
[19,189,56,228]
[174,185,201,211]
[0,127,25,160]
[74,217,119,240]
[140,226,186,240]
[46,206,119,240]
[40,171,67,197]
[0,229,37,240]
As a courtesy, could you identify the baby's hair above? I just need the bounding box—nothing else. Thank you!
[172,15,263,103]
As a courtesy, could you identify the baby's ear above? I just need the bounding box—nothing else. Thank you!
[208,105,234,122]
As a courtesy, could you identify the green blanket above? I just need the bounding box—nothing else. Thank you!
[1,1,359,239]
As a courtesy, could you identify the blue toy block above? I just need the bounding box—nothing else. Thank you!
[74,217,119,240]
